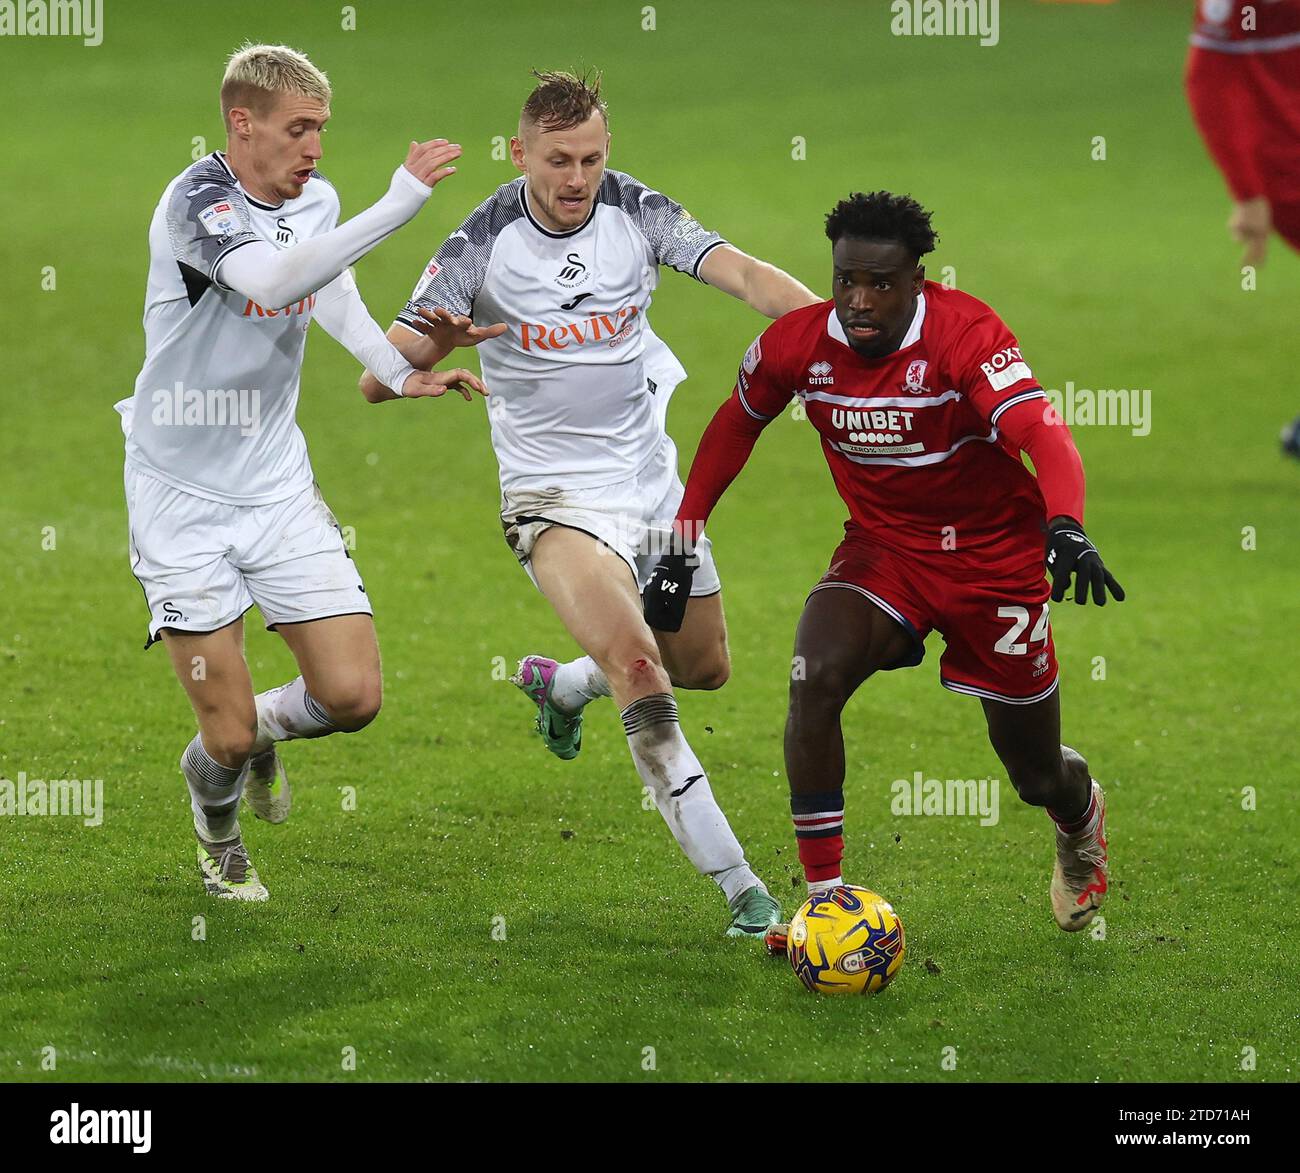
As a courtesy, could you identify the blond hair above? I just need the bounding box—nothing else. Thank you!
[220,43,331,129]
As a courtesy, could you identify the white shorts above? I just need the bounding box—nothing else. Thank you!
[500,439,722,597]
[125,464,372,647]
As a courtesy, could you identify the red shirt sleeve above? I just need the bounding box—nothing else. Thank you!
[995,399,1086,526]
[1186,48,1268,201]
[951,308,1085,525]
[676,324,794,535]
[951,310,1045,426]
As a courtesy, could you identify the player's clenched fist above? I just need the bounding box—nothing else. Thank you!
[400,367,488,402]
[402,138,462,188]
[1045,520,1124,606]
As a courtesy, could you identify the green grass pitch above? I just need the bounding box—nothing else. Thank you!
[1,0,1297,1082]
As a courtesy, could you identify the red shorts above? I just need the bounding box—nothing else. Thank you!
[812,529,1058,705]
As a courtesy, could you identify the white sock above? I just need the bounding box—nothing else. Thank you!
[251,677,338,755]
[181,734,247,842]
[808,875,844,895]
[549,656,611,715]
[620,693,762,904]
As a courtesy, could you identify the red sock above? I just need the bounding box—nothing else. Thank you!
[791,790,844,883]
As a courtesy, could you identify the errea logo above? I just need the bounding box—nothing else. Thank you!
[808,360,834,386]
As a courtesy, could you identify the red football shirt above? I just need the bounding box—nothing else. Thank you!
[1186,0,1300,205]
[1191,0,1300,47]
[731,284,1053,578]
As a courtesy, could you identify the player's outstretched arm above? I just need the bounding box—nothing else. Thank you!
[698,245,820,319]
[217,139,462,310]
[315,270,486,404]
[997,401,1124,606]
[643,390,774,632]
[1186,46,1271,265]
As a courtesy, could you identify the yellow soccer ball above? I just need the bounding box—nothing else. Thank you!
[787,885,905,994]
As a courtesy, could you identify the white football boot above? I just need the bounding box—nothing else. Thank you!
[1050,781,1108,931]
[243,747,291,824]
[196,829,269,902]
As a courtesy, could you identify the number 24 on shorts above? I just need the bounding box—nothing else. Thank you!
[995,604,1049,655]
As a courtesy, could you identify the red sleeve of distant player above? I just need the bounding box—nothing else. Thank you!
[675,323,796,533]
[1185,48,1268,201]
[952,310,1085,525]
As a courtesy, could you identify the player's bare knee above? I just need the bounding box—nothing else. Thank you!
[203,723,257,768]
[790,656,857,713]
[318,678,383,732]
[1061,743,1090,781]
[672,651,730,691]
[1007,759,1069,807]
[695,656,731,691]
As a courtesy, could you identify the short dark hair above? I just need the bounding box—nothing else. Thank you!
[824,191,938,259]
[521,68,608,132]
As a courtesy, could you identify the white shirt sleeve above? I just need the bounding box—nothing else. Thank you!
[313,268,416,395]
[215,165,434,309]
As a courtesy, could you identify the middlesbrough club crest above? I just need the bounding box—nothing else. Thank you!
[904,359,929,393]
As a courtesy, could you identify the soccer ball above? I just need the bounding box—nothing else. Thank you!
[787,885,905,994]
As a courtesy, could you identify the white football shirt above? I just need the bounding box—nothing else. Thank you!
[117,152,339,505]
[395,170,727,493]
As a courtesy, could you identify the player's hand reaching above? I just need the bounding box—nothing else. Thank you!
[1046,519,1124,606]
[402,139,462,189]
[413,307,508,351]
[1229,196,1271,267]
[400,368,487,402]
[643,534,701,633]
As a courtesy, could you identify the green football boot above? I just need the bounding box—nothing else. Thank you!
[726,884,781,939]
[511,654,583,760]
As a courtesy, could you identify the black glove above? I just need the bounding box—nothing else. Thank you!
[1046,520,1125,605]
[643,549,697,632]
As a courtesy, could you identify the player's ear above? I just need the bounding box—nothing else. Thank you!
[227,107,254,142]
[913,264,926,292]
[508,135,527,174]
